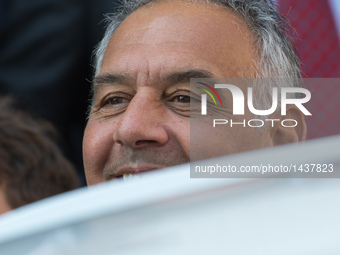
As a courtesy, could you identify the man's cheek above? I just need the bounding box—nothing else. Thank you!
[190,121,237,161]
[171,118,191,158]
[83,123,111,173]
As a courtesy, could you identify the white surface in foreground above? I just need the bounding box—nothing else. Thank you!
[0,135,339,254]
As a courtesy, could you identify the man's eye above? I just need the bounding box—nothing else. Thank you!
[103,97,127,106]
[173,95,190,103]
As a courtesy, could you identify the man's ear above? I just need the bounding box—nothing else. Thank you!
[270,106,307,146]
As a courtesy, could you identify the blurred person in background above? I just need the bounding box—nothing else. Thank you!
[0,97,80,215]
[0,0,120,185]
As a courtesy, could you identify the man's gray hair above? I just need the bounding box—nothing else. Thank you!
[94,0,300,77]
[93,0,301,111]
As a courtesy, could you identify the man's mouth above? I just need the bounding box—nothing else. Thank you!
[108,166,162,181]
[122,173,140,181]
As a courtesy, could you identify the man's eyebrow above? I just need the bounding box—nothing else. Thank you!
[163,69,215,84]
[93,73,130,86]
[93,69,215,87]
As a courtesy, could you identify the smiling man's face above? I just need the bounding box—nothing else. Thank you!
[83,0,271,185]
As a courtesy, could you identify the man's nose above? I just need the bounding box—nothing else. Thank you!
[113,93,169,148]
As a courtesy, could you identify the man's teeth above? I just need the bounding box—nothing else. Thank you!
[123,173,134,179]
[123,173,140,182]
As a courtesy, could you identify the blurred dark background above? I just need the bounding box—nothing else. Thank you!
[0,0,120,185]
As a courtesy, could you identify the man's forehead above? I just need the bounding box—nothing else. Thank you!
[99,0,257,82]
[111,0,248,43]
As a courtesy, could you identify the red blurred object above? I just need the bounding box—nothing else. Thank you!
[279,0,340,77]
[278,0,340,139]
